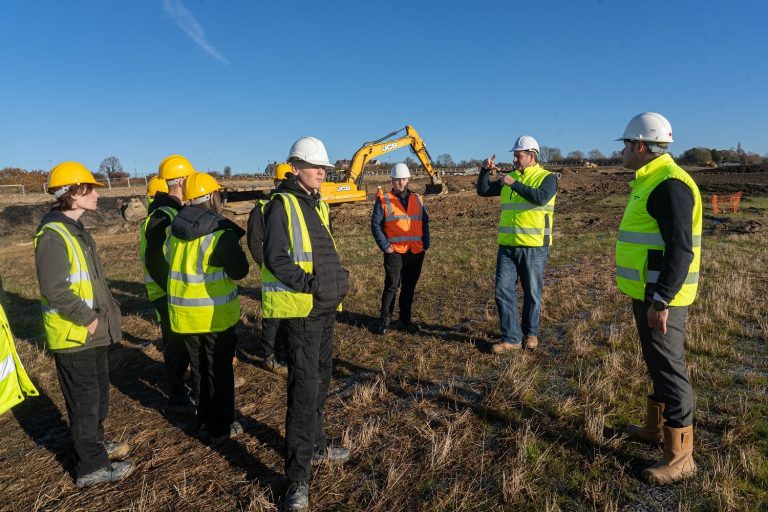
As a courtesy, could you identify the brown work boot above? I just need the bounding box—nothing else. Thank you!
[642,425,697,485]
[626,396,664,443]
[491,340,522,354]
[523,335,538,350]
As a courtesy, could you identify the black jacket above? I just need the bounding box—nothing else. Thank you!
[35,211,122,352]
[170,205,249,281]
[144,192,182,292]
[263,177,349,317]
[646,179,695,303]
[246,188,281,266]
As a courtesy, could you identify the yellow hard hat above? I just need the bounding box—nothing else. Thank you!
[48,162,104,191]
[158,154,196,180]
[183,172,222,203]
[274,162,292,181]
[146,176,169,197]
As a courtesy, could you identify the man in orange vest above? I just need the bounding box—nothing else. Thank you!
[371,163,430,334]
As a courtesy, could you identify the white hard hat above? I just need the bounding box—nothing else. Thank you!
[617,112,674,143]
[287,136,334,168]
[390,163,411,179]
[510,135,540,154]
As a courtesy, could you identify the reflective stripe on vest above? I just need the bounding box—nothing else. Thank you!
[139,206,177,301]
[0,303,39,415]
[615,153,703,306]
[261,193,336,319]
[33,222,96,351]
[377,189,424,254]
[497,164,557,247]
[167,229,240,333]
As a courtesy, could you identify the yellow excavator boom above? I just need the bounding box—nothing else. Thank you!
[320,125,446,204]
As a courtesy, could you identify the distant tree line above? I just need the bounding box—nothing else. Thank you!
[538,144,767,167]
[677,143,763,166]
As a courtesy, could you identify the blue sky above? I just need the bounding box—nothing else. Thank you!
[2,0,766,174]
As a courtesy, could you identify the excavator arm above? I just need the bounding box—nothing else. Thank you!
[320,125,447,204]
[344,125,445,191]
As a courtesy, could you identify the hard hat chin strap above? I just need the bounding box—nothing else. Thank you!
[51,185,71,198]
[190,194,211,205]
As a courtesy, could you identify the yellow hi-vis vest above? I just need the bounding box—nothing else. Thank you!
[498,164,557,247]
[165,228,240,334]
[261,193,335,319]
[139,206,177,301]
[33,222,96,351]
[615,153,703,306]
[0,303,39,415]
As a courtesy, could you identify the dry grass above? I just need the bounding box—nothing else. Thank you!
[1,172,767,511]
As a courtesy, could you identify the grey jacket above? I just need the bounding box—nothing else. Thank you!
[35,211,122,352]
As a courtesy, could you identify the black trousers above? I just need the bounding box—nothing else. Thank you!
[379,251,425,322]
[54,346,111,478]
[285,313,334,482]
[632,300,694,427]
[184,326,237,437]
[152,297,191,405]
[259,317,288,359]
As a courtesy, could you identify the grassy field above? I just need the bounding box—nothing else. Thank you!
[0,171,766,511]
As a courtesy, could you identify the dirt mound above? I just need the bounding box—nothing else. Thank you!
[0,195,143,240]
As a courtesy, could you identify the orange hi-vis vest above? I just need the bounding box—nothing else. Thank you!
[377,189,424,254]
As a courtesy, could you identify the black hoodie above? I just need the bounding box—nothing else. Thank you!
[144,192,182,292]
[35,211,122,351]
[263,175,349,317]
[169,205,249,281]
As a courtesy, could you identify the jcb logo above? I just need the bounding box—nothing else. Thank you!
[382,143,398,152]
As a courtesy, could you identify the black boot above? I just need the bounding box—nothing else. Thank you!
[373,317,390,335]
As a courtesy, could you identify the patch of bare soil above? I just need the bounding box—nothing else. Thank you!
[704,215,764,235]
[693,169,768,195]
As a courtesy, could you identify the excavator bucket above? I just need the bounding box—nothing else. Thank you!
[423,178,448,196]
[121,197,147,222]
[423,183,447,196]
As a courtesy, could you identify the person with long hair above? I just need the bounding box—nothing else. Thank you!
[34,162,132,487]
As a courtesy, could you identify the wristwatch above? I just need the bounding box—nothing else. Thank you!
[652,300,668,311]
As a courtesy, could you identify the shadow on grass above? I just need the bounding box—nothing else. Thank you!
[114,326,286,503]
[337,309,494,352]
[333,356,643,475]
[2,290,45,348]
[10,380,75,478]
[108,333,170,413]
[108,279,156,321]
[206,416,285,497]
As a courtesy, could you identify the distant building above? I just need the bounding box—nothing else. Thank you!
[334,159,351,170]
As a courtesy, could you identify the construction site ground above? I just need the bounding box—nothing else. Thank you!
[0,166,766,511]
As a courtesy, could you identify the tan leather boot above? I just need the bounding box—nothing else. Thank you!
[642,425,697,485]
[491,340,522,353]
[523,335,538,350]
[626,396,664,443]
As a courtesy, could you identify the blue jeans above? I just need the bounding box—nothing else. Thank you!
[494,246,549,344]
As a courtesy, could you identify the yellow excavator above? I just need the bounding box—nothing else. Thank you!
[320,125,447,204]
